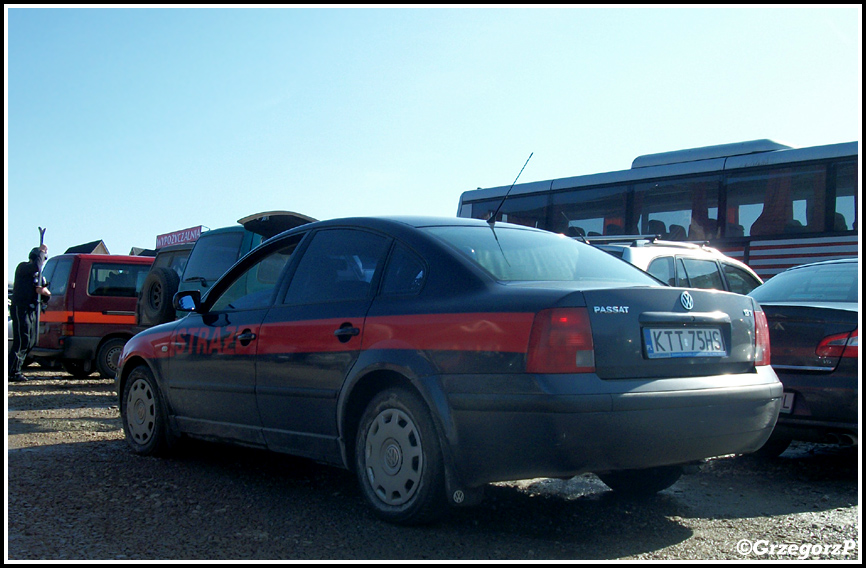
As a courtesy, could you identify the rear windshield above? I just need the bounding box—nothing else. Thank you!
[424,225,660,285]
[750,262,859,303]
[182,232,244,283]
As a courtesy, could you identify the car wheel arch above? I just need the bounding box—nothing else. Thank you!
[337,363,456,477]
[117,356,176,424]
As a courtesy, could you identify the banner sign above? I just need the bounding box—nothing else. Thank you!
[156,226,203,248]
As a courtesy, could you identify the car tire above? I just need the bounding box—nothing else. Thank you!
[355,387,447,525]
[138,267,180,326]
[96,337,127,379]
[62,359,93,379]
[121,365,169,456]
[597,465,684,497]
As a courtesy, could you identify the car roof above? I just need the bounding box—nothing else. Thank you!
[781,257,858,272]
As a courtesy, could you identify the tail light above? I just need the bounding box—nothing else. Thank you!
[754,308,771,366]
[816,329,858,359]
[526,308,595,373]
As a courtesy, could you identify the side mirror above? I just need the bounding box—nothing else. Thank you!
[173,290,202,313]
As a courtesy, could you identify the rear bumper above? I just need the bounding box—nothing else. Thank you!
[30,336,100,362]
[438,366,782,487]
[772,362,858,439]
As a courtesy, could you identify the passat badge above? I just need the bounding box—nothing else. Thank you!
[680,291,694,310]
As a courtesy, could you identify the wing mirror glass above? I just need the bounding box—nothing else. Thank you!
[173,290,202,313]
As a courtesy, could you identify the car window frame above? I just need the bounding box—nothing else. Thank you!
[277,227,392,307]
[201,232,309,313]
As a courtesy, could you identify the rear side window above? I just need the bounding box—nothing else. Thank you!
[183,232,244,283]
[88,263,152,297]
[41,257,74,296]
[425,226,659,285]
[382,243,427,296]
[284,229,390,305]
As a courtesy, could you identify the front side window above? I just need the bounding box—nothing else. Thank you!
[425,226,659,285]
[284,229,390,305]
[88,263,152,297]
[210,241,299,312]
[723,263,762,295]
[680,258,724,290]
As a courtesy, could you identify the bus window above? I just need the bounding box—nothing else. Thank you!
[633,177,720,241]
[471,193,548,228]
[834,160,857,232]
[727,164,826,237]
[549,185,629,237]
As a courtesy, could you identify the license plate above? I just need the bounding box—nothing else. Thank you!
[780,392,795,414]
[643,327,726,359]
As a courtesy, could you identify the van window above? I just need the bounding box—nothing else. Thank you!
[88,264,152,297]
[41,257,74,296]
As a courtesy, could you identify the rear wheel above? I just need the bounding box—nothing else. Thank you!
[96,337,127,379]
[597,465,683,497]
[355,387,447,525]
[121,365,169,455]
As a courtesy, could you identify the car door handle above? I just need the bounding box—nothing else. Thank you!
[334,325,360,344]
[235,330,257,346]
[334,327,360,337]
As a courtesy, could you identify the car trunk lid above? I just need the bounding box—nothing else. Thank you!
[758,302,857,372]
[580,287,760,379]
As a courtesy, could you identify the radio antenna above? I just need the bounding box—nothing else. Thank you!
[488,152,533,225]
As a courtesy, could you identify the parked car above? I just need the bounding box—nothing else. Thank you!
[134,212,316,328]
[117,216,781,525]
[177,210,316,297]
[32,253,154,378]
[136,243,194,327]
[748,258,859,456]
[585,235,763,294]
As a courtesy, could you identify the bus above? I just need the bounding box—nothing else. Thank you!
[456,139,858,279]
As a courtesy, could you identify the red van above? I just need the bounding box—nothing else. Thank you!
[32,254,154,379]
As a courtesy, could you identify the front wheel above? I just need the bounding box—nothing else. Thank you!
[597,465,683,497]
[355,387,447,525]
[121,365,169,456]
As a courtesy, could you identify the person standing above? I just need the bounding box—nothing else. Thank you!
[9,245,51,382]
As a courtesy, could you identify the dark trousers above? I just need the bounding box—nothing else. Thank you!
[9,304,38,377]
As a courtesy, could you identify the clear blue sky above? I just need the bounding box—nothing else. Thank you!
[5,6,862,282]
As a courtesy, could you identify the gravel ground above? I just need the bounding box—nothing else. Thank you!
[6,367,861,561]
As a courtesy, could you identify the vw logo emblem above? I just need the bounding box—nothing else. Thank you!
[680,291,694,310]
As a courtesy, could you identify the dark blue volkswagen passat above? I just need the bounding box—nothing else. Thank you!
[749,258,858,457]
[117,217,782,525]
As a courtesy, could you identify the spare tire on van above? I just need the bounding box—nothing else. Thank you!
[137,267,180,326]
